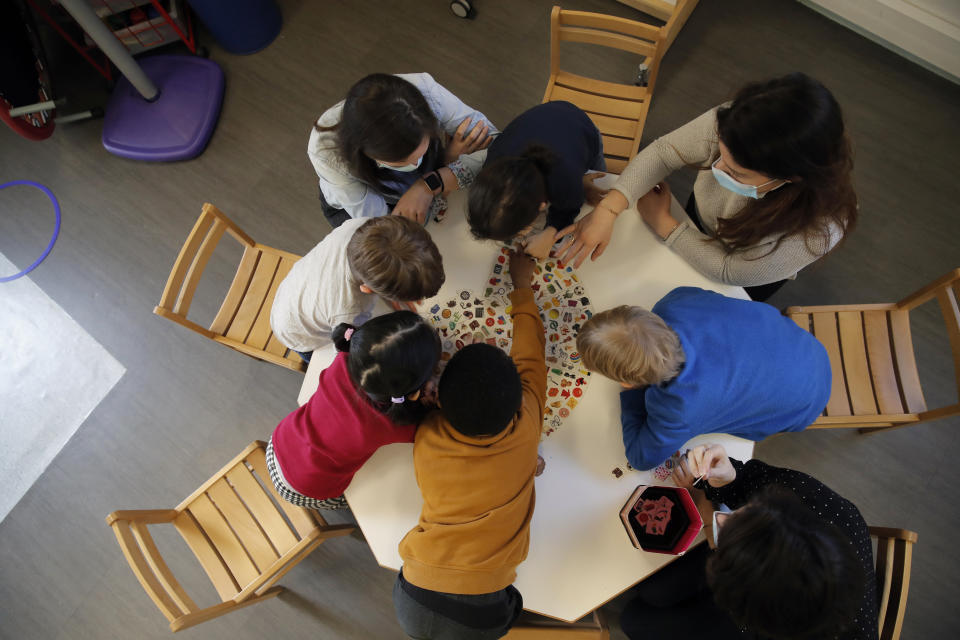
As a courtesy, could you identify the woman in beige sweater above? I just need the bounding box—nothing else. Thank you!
[555,73,858,301]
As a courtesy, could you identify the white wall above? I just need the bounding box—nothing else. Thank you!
[800,0,960,83]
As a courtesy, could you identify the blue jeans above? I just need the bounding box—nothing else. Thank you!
[392,572,522,640]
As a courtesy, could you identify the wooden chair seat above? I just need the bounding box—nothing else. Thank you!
[107,441,354,632]
[785,268,960,432]
[542,5,679,174]
[154,203,306,372]
[869,526,917,640]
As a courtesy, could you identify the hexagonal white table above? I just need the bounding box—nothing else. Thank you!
[299,182,754,622]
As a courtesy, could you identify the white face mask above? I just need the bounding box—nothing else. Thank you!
[375,155,423,173]
[713,504,733,547]
[711,158,784,200]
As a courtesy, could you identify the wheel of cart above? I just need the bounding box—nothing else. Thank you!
[450,0,476,19]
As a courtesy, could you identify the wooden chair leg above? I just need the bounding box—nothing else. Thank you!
[169,587,284,632]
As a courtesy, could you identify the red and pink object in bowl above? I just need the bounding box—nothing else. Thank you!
[619,485,703,555]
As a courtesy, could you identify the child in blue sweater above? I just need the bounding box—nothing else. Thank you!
[576,287,831,470]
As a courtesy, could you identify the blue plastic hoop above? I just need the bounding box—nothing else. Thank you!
[0,180,62,283]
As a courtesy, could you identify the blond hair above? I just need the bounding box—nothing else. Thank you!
[576,306,685,387]
[347,217,444,301]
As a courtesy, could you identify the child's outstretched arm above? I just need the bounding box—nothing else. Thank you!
[508,252,547,433]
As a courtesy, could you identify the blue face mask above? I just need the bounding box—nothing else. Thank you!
[711,158,784,199]
[376,155,423,173]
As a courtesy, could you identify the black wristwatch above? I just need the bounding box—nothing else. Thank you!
[422,171,443,194]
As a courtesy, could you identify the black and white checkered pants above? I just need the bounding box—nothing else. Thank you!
[265,438,349,510]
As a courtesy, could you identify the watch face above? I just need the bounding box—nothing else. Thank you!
[425,173,442,191]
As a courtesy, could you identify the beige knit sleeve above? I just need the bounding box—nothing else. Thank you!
[612,107,719,202]
[663,219,840,286]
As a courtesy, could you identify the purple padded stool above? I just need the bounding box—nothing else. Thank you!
[102,55,224,162]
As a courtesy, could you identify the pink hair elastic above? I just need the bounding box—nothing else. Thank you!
[344,328,355,341]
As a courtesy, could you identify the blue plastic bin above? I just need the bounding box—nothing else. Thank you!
[187,0,282,55]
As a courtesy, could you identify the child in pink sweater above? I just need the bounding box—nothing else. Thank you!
[267,311,440,509]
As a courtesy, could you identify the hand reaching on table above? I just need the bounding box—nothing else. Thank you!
[637,182,680,240]
[519,227,556,260]
[445,117,492,163]
[508,249,535,288]
[582,172,609,206]
[552,189,628,267]
[392,181,434,225]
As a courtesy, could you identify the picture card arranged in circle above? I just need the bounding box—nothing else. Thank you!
[422,245,593,436]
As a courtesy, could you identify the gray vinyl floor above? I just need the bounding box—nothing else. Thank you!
[1,0,958,638]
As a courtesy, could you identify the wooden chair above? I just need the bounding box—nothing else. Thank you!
[541,4,676,173]
[504,610,609,639]
[785,268,960,432]
[106,441,354,632]
[154,203,306,373]
[869,526,917,640]
[614,0,699,53]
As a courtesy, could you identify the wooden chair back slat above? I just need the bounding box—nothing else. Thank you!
[837,312,879,415]
[557,8,662,41]
[245,446,321,538]
[210,336,307,373]
[224,253,281,344]
[173,510,241,601]
[110,520,186,621]
[130,521,198,614]
[863,311,904,415]
[174,219,227,316]
[582,110,639,139]
[209,246,260,335]
[187,494,260,589]
[936,285,960,395]
[264,333,290,357]
[788,312,811,332]
[888,311,926,413]
[157,212,216,312]
[558,26,657,58]
[206,477,280,572]
[875,536,894,632]
[604,158,628,175]
[554,70,648,101]
[547,85,646,121]
[245,257,295,350]
[812,312,851,416]
[600,134,635,160]
[224,461,300,553]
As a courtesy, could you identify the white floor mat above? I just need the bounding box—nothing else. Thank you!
[0,253,126,522]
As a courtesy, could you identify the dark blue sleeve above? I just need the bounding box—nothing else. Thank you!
[620,389,676,470]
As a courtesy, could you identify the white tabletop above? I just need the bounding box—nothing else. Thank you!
[298,179,754,622]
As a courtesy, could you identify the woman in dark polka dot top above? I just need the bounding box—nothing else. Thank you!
[620,444,878,640]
